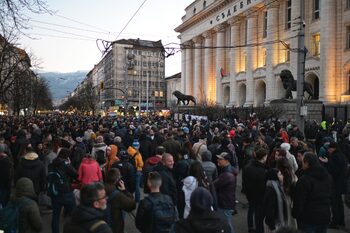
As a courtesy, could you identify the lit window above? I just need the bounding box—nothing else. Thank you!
[263,11,268,38]
[159,91,164,97]
[263,48,267,66]
[314,0,320,20]
[346,26,350,49]
[286,0,292,29]
[283,44,290,62]
[311,34,320,56]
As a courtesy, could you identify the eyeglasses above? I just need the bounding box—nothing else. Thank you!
[95,195,108,201]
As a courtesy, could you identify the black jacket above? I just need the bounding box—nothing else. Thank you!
[0,153,13,188]
[292,165,332,226]
[242,160,267,203]
[171,211,230,233]
[327,149,348,194]
[64,205,112,233]
[51,157,78,194]
[153,163,177,204]
[15,157,46,194]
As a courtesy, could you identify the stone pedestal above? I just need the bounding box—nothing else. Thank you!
[270,99,323,122]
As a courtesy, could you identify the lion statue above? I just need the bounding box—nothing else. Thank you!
[279,70,314,100]
[172,90,196,105]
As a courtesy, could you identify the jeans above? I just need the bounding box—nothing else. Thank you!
[218,208,235,233]
[135,171,143,203]
[299,224,328,233]
[51,192,76,233]
[247,200,263,233]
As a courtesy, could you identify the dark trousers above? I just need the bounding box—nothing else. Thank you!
[0,185,11,207]
[331,192,345,226]
[299,224,328,233]
[247,200,263,233]
[51,192,76,233]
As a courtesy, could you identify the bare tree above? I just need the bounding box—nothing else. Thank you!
[32,74,53,114]
[0,0,52,34]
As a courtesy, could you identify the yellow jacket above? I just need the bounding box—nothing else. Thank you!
[127,146,143,171]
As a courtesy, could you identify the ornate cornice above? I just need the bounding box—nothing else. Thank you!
[175,0,235,33]
[264,0,280,9]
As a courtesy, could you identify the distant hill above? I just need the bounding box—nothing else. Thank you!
[39,71,87,101]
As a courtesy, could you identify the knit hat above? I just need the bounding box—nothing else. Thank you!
[132,140,140,149]
[24,152,39,160]
[182,127,189,134]
[201,150,212,161]
[190,187,213,213]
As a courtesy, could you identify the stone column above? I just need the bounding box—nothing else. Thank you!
[180,40,186,94]
[265,0,279,103]
[184,41,193,96]
[202,30,214,103]
[214,24,226,105]
[245,11,258,107]
[228,18,240,107]
[320,0,336,103]
[193,36,203,103]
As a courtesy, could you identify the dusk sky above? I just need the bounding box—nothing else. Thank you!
[19,0,190,76]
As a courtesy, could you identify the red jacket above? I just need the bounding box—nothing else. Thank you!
[78,158,102,186]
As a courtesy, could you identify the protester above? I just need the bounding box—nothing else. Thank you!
[63,182,112,233]
[78,154,103,186]
[0,144,13,207]
[127,139,144,202]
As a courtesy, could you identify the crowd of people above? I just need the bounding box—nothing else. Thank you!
[0,113,349,233]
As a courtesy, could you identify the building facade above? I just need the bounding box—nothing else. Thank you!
[165,72,181,107]
[175,0,350,107]
[87,39,166,113]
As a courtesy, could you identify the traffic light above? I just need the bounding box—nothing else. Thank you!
[100,81,104,90]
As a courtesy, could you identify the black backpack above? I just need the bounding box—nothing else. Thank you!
[95,150,106,165]
[145,194,177,233]
[47,164,67,197]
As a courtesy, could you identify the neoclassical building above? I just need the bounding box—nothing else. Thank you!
[175,0,350,107]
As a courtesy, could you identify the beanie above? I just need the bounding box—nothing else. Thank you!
[190,187,213,213]
[132,140,140,149]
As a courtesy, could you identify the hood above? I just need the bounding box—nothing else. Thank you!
[183,176,197,190]
[109,145,118,159]
[70,205,104,224]
[81,157,98,165]
[52,156,67,167]
[187,211,227,232]
[127,146,137,156]
[93,143,106,149]
[305,165,329,180]
[24,152,39,160]
[15,177,36,199]
[148,156,161,165]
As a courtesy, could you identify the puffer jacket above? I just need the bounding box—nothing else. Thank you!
[214,165,236,210]
[78,157,102,186]
[14,177,42,233]
[127,146,143,171]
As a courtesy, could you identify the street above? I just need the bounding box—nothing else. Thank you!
[41,172,350,233]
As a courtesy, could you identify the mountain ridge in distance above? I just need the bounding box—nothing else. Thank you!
[39,71,87,101]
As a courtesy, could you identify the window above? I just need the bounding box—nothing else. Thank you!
[262,48,267,66]
[311,34,320,56]
[286,0,292,29]
[313,0,320,20]
[347,0,350,9]
[346,26,350,49]
[244,20,248,45]
[203,1,207,8]
[241,51,247,71]
[282,43,290,62]
[348,70,350,94]
[159,91,164,97]
[263,11,268,38]
[193,7,196,14]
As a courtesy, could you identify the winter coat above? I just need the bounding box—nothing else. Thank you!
[213,164,236,209]
[171,210,230,233]
[15,154,46,195]
[201,161,218,183]
[327,149,348,194]
[153,163,178,204]
[139,137,153,161]
[292,165,332,226]
[91,143,107,159]
[0,152,13,188]
[127,146,143,171]
[51,157,78,194]
[182,176,198,218]
[104,183,136,233]
[14,177,42,233]
[105,145,119,172]
[64,205,112,233]
[78,158,102,186]
[242,160,267,203]
[192,140,207,161]
[162,138,181,161]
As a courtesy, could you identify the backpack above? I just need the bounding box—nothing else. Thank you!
[0,197,31,233]
[47,164,66,197]
[145,194,177,233]
[104,189,120,226]
[128,152,138,169]
[113,161,136,194]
